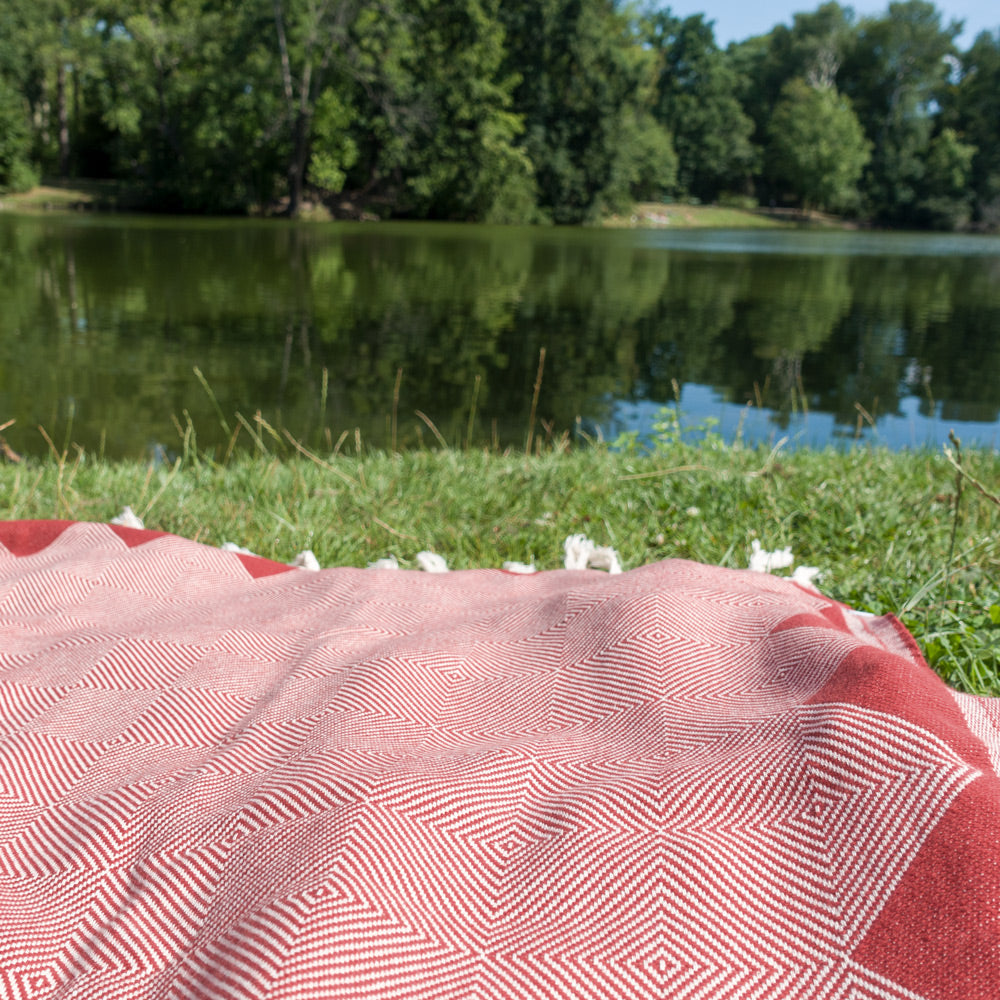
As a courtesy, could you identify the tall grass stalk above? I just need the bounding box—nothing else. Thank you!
[193,366,231,437]
[525,348,546,455]
[391,368,403,454]
[465,375,481,451]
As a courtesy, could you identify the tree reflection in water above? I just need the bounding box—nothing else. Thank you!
[1,215,998,458]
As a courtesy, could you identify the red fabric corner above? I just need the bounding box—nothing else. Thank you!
[0,519,73,556]
[811,618,1000,997]
[107,524,170,548]
[807,643,995,774]
[854,776,1000,999]
[236,552,296,579]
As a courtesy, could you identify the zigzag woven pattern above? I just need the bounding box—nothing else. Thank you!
[0,520,997,999]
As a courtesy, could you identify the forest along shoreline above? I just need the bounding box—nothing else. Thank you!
[0,182,856,231]
[1,2,995,231]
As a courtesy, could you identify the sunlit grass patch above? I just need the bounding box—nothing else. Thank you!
[604,201,797,229]
[0,178,135,213]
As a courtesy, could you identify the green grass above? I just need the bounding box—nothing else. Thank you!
[0,178,142,213]
[1,417,998,696]
[603,201,798,229]
[603,201,852,230]
[2,183,816,229]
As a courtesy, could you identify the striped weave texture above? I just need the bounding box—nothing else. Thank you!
[0,520,998,999]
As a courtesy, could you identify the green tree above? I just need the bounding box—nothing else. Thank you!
[91,0,285,211]
[916,126,976,228]
[643,10,756,202]
[0,0,100,178]
[0,78,37,191]
[840,0,961,224]
[946,30,1000,227]
[268,0,374,216]
[307,88,358,197]
[766,77,870,212]
[498,0,674,223]
[375,0,534,221]
[729,2,856,147]
[266,0,533,220]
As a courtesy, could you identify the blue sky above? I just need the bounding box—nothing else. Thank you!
[665,0,999,49]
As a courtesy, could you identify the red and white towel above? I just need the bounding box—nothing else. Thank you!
[0,520,997,999]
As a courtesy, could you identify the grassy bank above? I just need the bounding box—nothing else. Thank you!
[2,182,843,229]
[1,429,998,694]
[602,201,830,229]
[0,178,144,213]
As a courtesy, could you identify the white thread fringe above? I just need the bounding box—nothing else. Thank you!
[748,540,821,587]
[111,511,826,586]
[110,506,144,530]
[415,551,449,574]
[502,561,537,575]
[563,534,622,574]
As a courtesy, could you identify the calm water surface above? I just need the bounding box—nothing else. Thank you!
[2,213,999,459]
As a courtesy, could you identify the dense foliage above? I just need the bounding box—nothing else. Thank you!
[0,0,996,228]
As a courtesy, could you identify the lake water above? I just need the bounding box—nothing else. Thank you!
[2,213,1000,459]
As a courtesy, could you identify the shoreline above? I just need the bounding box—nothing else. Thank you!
[601,201,854,230]
[1,181,851,229]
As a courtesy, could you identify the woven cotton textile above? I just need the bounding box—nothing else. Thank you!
[0,521,998,999]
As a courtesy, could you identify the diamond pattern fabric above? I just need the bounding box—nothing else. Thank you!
[0,521,997,999]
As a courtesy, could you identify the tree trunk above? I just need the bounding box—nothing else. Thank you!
[273,0,303,216]
[287,111,312,216]
[57,62,70,178]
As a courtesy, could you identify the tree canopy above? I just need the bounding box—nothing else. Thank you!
[767,77,870,212]
[0,0,994,229]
